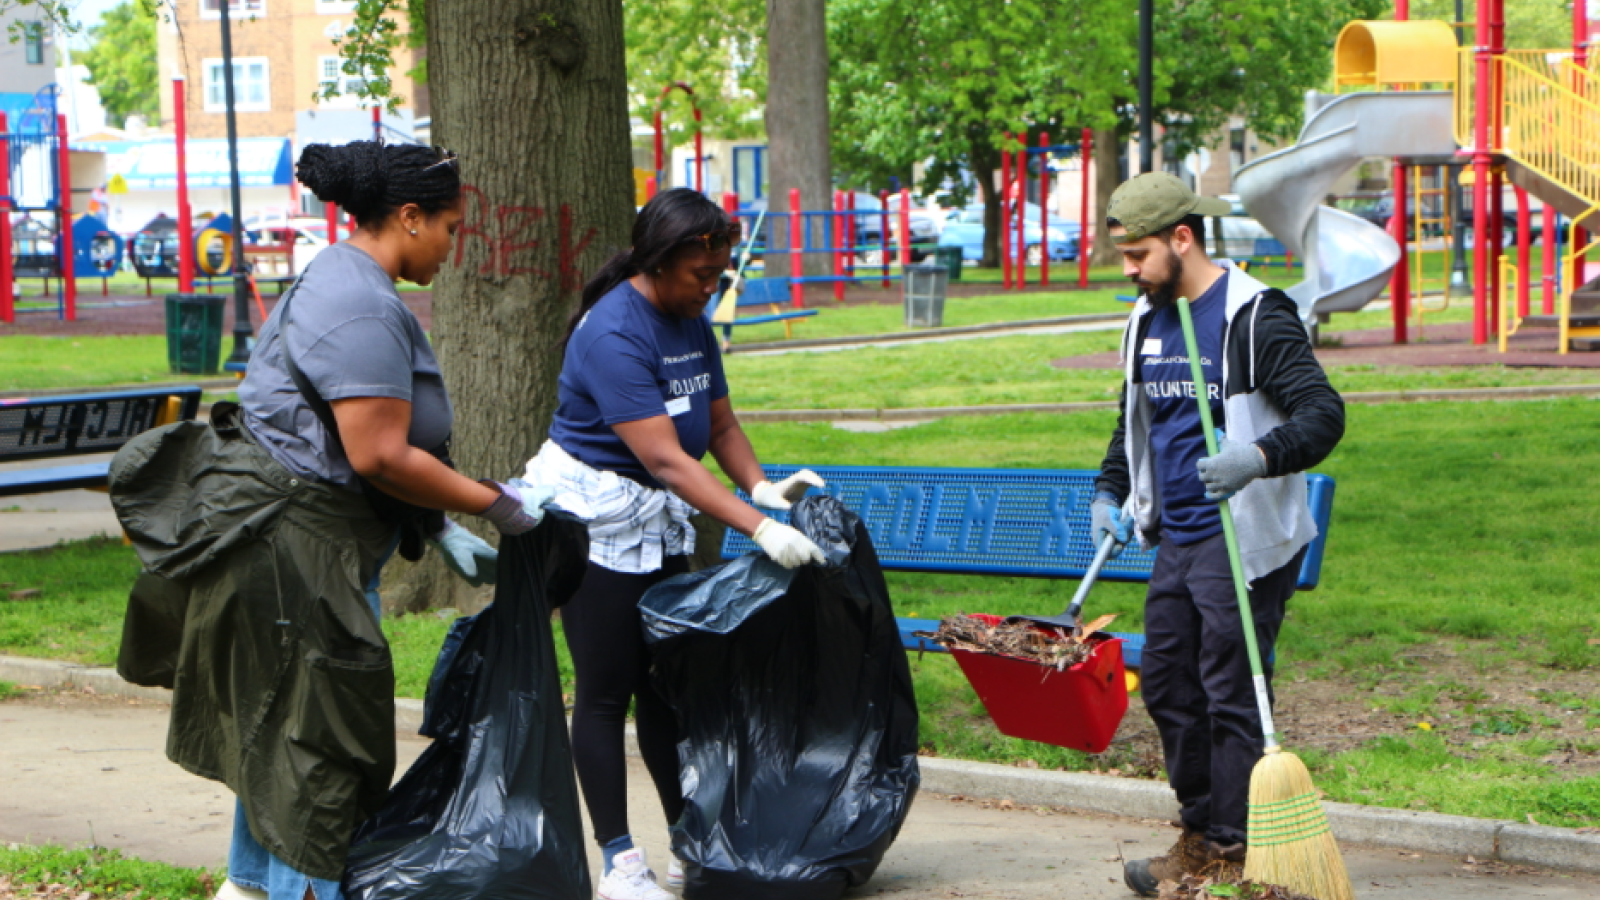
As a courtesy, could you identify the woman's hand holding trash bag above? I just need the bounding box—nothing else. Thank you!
[428,520,500,586]
[477,478,557,534]
[750,469,826,509]
[752,517,827,568]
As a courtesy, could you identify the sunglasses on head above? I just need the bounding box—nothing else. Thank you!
[687,219,743,253]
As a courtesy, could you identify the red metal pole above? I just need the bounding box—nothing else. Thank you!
[879,189,890,288]
[325,202,339,245]
[722,192,738,215]
[1015,145,1027,290]
[1389,0,1409,344]
[1039,132,1050,287]
[174,77,194,293]
[1079,127,1092,289]
[371,105,381,141]
[1471,0,1492,344]
[846,190,857,281]
[0,112,12,324]
[646,175,658,201]
[57,114,75,322]
[1515,183,1531,318]
[789,187,804,308]
[898,188,911,272]
[693,109,704,194]
[1574,0,1588,291]
[1542,203,1557,314]
[838,188,851,301]
[1001,137,1012,289]
[653,108,664,187]
[1490,167,1504,337]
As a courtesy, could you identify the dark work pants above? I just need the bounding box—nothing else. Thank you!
[562,556,690,846]
[1141,532,1306,847]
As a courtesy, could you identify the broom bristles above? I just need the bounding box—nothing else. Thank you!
[1244,749,1355,900]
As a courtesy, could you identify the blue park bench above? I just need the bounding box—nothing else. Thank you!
[723,465,1335,673]
[0,386,205,497]
[709,276,820,350]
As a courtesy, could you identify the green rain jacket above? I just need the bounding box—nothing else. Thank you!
[110,404,397,881]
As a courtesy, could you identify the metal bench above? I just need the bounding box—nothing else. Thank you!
[0,387,206,497]
[710,277,819,350]
[721,465,1336,670]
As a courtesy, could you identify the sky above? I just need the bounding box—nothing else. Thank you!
[61,0,134,50]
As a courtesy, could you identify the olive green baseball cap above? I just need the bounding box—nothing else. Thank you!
[1106,173,1231,244]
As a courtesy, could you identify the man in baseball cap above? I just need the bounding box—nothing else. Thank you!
[1089,173,1347,895]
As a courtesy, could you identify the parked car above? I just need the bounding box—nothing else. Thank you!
[1211,194,1279,259]
[244,217,331,276]
[936,204,1080,263]
[739,193,936,266]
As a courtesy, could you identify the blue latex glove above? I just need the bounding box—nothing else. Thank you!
[1197,430,1268,501]
[1090,491,1134,559]
[477,478,557,535]
[429,519,498,587]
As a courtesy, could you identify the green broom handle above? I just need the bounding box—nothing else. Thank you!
[1175,296,1281,752]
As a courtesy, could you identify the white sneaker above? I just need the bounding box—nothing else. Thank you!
[666,856,684,888]
[214,882,267,900]
[597,847,674,900]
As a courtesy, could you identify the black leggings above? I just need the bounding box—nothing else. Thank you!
[562,556,689,845]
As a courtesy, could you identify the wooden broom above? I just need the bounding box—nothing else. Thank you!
[1175,295,1354,900]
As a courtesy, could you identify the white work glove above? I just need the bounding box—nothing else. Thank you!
[752,517,826,569]
[750,469,826,510]
[728,273,746,296]
[428,519,498,587]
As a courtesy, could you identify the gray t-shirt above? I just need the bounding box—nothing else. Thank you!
[239,242,453,487]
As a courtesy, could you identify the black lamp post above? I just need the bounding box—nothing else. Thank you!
[1138,0,1154,175]
[219,0,253,369]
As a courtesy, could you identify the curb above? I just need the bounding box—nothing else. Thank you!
[736,382,1600,424]
[728,312,1127,353]
[6,655,1600,874]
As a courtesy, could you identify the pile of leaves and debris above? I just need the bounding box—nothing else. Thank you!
[1158,868,1320,900]
[915,613,1118,670]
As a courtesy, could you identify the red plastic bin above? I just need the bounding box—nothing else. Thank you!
[949,614,1129,754]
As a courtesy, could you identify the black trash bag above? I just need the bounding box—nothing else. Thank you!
[640,495,919,900]
[342,516,593,900]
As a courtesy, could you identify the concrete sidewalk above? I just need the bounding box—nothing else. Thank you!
[3,691,1597,899]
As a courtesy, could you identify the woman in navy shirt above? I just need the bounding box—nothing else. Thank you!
[535,188,824,899]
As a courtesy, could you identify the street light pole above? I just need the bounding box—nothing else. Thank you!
[219,0,253,369]
[1138,0,1154,175]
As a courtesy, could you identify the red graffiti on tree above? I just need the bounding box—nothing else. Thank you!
[454,184,599,290]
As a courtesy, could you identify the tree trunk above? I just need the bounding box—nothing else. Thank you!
[387,0,634,614]
[972,141,1002,269]
[765,0,832,300]
[1091,125,1123,268]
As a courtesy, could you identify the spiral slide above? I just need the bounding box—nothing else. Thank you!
[1233,91,1458,326]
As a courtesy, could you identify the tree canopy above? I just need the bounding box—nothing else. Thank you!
[79,0,160,128]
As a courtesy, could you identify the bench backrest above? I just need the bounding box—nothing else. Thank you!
[0,386,205,463]
[722,465,1335,591]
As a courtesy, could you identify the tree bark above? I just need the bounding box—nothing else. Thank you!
[765,0,832,298]
[971,141,1002,269]
[387,0,634,613]
[1091,125,1123,268]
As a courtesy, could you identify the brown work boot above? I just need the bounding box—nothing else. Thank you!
[1195,840,1246,881]
[1122,828,1210,897]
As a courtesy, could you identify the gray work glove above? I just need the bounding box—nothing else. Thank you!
[428,519,498,587]
[1090,491,1134,559]
[1197,432,1269,501]
[477,478,556,535]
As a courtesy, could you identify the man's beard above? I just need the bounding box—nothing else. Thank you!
[1136,252,1184,308]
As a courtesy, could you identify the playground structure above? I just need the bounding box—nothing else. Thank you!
[1239,3,1600,354]
[0,89,78,323]
[996,130,1094,291]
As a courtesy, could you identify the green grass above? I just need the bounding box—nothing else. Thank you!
[724,329,1600,412]
[0,680,20,700]
[4,399,1598,824]
[0,336,211,392]
[722,287,1130,344]
[0,842,218,900]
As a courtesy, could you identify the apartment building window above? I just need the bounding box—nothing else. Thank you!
[200,0,265,19]
[23,22,45,64]
[203,58,271,112]
[318,56,371,100]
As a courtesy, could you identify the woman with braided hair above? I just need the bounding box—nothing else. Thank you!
[112,141,549,900]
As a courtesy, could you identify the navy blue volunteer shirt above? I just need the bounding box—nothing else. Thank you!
[1140,272,1228,545]
[549,282,730,488]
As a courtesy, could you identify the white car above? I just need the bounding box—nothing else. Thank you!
[244,217,332,276]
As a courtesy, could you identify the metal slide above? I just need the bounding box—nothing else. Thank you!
[1233,91,1457,325]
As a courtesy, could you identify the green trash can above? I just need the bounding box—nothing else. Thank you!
[933,245,964,281]
[165,294,226,374]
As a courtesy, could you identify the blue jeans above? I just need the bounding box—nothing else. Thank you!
[226,531,400,899]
